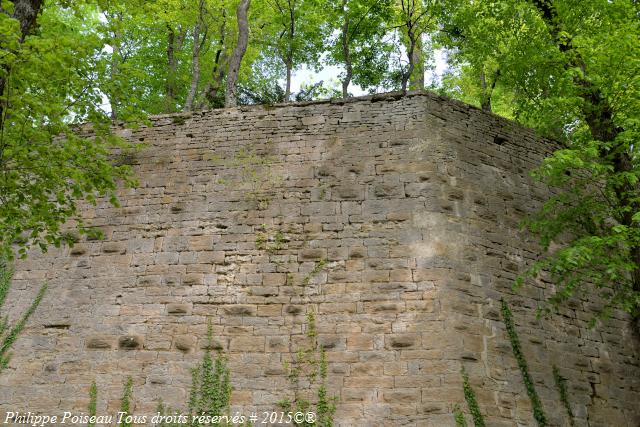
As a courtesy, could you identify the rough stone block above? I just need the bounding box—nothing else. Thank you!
[167,303,191,315]
[300,248,326,260]
[302,115,325,126]
[118,335,143,350]
[387,334,418,349]
[222,305,256,316]
[174,335,195,352]
[102,242,126,254]
[86,335,114,350]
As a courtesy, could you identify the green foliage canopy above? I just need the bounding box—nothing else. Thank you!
[0,1,136,259]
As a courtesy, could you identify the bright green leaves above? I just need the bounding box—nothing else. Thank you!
[520,128,640,323]
[438,0,640,326]
[0,2,136,260]
[324,0,395,94]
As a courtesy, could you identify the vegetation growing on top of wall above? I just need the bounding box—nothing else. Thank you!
[279,312,336,427]
[501,299,547,427]
[0,259,47,373]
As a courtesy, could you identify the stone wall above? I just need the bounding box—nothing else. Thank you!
[1,93,638,426]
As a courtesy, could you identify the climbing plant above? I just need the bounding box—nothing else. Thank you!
[0,259,47,373]
[120,377,135,427]
[460,367,485,427]
[279,312,336,427]
[501,300,547,426]
[185,321,232,426]
[87,381,98,427]
[453,403,467,427]
[552,365,575,426]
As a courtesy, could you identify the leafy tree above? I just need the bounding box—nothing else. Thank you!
[324,0,394,97]
[259,0,327,100]
[512,0,640,330]
[0,0,136,260]
[394,0,437,92]
[440,0,640,330]
[225,0,251,107]
[436,0,523,114]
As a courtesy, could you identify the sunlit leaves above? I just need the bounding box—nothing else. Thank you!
[0,1,135,260]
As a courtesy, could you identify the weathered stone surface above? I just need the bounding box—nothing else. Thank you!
[166,303,190,315]
[302,115,325,126]
[102,242,126,254]
[2,93,638,427]
[118,335,143,350]
[85,335,114,349]
[69,245,87,256]
[222,305,256,316]
[174,335,195,352]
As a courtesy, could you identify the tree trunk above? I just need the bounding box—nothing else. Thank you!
[0,0,44,150]
[204,10,227,108]
[341,0,352,99]
[225,0,251,108]
[109,14,123,120]
[285,63,292,100]
[11,0,44,42]
[409,34,424,91]
[479,69,500,113]
[184,0,207,112]
[284,1,295,101]
[165,25,184,112]
[402,34,415,94]
[165,26,176,111]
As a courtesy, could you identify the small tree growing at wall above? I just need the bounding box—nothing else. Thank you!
[0,258,47,373]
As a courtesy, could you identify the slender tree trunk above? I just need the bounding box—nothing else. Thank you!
[109,14,123,120]
[165,25,184,112]
[340,0,352,98]
[480,68,500,113]
[225,0,251,108]
[285,63,292,100]
[402,32,415,94]
[0,0,44,156]
[166,26,176,111]
[479,70,490,112]
[185,0,207,112]
[284,1,295,101]
[409,34,424,90]
[204,10,227,108]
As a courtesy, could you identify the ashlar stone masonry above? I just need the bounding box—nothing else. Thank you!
[1,93,639,426]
